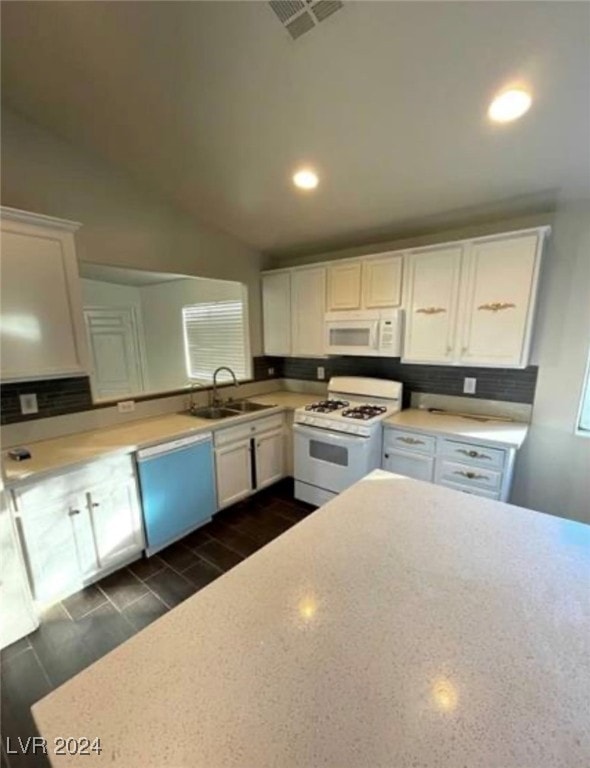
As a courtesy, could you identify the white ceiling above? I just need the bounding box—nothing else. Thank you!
[2,1,589,256]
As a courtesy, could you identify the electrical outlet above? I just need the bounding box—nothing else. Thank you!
[463,377,477,395]
[117,400,136,413]
[268,367,275,376]
[317,366,325,380]
[19,393,38,415]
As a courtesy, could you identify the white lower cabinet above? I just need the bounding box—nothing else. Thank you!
[383,449,434,482]
[13,455,144,603]
[214,414,285,509]
[383,426,516,501]
[215,439,253,508]
[255,428,285,490]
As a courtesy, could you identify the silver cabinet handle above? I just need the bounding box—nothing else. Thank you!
[416,306,446,315]
[477,302,516,312]
[453,470,487,481]
[397,436,425,445]
[457,449,491,460]
[91,502,100,508]
[68,509,81,516]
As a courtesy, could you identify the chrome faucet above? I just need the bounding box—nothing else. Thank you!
[212,367,239,406]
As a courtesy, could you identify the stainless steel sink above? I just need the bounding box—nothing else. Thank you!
[226,400,273,413]
[189,406,238,420]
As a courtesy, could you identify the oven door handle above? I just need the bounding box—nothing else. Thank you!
[293,423,370,443]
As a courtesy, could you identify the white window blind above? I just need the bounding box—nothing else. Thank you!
[578,348,590,434]
[182,299,249,383]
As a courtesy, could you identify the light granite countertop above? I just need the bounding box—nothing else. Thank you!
[385,407,529,449]
[1,391,317,487]
[33,470,590,767]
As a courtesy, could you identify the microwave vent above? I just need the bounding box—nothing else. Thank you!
[268,0,343,40]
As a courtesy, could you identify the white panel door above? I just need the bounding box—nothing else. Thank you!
[402,246,463,364]
[87,478,144,575]
[255,428,285,490]
[0,226,87,380]
[291,267,326,357]
[84,308,143,399]
[215,440,253,509]
[458,233,541,367]
[18,495,85,602]
[382,450,434,482]
[262,272,291,355]
[327,262,362,310]
[363,254,403,308]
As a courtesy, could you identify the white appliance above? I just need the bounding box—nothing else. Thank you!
[294,376,403,506]
[0,484,38,649]
[325,309,402,357]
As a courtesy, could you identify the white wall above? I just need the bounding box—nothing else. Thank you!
[81,278,143,311]
[139,277,244,392]
[511,198,590,523]
[0,108,264,354]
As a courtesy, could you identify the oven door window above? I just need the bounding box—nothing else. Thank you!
[328,327,372,348]
[309,439,348,467]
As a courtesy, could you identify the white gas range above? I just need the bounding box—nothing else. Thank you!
[293,377,403,506]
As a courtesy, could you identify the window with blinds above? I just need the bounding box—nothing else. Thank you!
[182,298,250,383]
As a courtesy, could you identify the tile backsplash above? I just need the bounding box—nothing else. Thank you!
[261,356,538,407]
[0,355,537,425]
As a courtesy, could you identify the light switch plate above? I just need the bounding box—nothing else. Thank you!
[463,377,477,395]
[19,393,38,415]
[317,366,325,380]
[117,400,136,413]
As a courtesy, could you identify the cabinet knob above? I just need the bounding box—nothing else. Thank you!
[91,502,100,508]
[384,453,390,459]
[69,509,81,516]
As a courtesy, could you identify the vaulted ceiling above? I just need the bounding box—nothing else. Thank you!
[2,1,589,255]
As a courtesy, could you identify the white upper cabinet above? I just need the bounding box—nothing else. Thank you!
[262,272,291,356]
[363,254,403,308]
[0,207,88,382]
[458,233,542,367]
[326,253,403,311]
[403,228,547,368]
[403,246,463,364]
[291,266,326,357]
[327,261,362,310]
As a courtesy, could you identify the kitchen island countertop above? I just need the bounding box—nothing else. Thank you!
[32,470,590,767]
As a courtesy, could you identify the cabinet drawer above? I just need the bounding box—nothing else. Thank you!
[438,479,500,500]
[436,459,502,491]
[440,439,505,470]
[383,449,434,483]
[384,428,435,455]
[13,454,135,511]
[214,414,284,447]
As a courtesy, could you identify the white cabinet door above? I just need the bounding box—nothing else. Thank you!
[291,266,326,357]
[327,262,362,311]
[383,449,434,482]
[458,233,541,367]
[87,478,144,575]
[215,439,253,509]
[403,246,463,364]
[363,254,403,308]
[18,495,86,602]
[255,428,285,490]
[0,210,88,381]
[262,272,291,355]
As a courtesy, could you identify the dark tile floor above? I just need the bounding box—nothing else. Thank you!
[0,479,315,768]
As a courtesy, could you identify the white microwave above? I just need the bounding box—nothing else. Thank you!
[325,309,403,357]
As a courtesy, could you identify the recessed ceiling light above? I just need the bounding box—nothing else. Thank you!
[293,168,319,190]
[488,88,532,123]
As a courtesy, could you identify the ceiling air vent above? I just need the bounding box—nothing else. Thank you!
[269,0,343,40]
